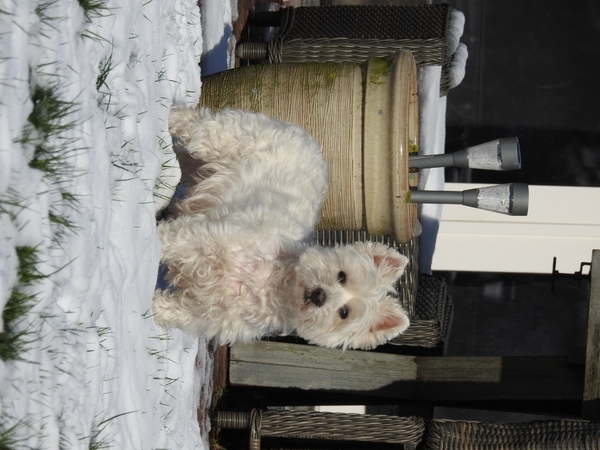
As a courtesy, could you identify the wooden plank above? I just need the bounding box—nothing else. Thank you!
[229,341,417,393]
[230,361,418,395]
[418,356,583,402]
[417,356,502,383]
[231,341,417,376]
[583,249,600,419]
[229,342,583,403]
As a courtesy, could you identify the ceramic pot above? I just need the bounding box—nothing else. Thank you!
[199,50,419,243]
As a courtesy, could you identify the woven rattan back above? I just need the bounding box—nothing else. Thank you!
[425,419,600,450]
[237,4,455,94]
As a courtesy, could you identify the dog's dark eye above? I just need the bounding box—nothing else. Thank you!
[337,271,347,284]
[339,306,349,320]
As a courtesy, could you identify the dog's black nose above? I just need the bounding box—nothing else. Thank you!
[310,288,326,307]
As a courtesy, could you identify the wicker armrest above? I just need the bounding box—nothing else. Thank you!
[217,409,425,449]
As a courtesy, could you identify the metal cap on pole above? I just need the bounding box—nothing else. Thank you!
[409,183,529,216]
[409,137,521,171]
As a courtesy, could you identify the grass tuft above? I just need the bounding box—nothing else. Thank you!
[34,1,62,36]
[77,0,109,21]
[0,324,33,362]
[86,411,136,450]
[26,84,80,186]
[96,51,114,92]
[28,85,77,139]
[29,144,73,184]
[0,195,23,221]
[49,210,80,246]
[24,83,82,243]
[0,247,45,361]
[0,419,30,450]
[14,246,45,287]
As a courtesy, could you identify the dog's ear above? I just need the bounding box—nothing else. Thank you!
[371,301,410,335]
[355,242,409,284]
[373,251,409,284]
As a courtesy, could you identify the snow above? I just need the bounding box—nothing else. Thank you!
[0,0,232,447]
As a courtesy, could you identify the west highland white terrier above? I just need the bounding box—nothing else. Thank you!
[152,106,410,350]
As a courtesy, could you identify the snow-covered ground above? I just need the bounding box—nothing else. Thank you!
[0,0,233,447]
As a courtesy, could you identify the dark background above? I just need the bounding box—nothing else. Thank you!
[435,0,598,354]
[428,0,599,420]
[442,0,600,188]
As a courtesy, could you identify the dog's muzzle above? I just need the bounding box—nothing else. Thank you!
[304,287,326,307]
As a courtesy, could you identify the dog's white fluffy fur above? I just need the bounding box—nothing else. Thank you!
[153,106,410,350]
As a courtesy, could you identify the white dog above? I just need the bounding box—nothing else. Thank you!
[152,107,410,350]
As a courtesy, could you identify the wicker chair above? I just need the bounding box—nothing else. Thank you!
[236,4,456,95]
[216,409,425,449]
[397,272,453,352]
[424,419,600,450]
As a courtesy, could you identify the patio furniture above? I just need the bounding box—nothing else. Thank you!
[215,409,425,450]
[236,4,458,95]
[424,419,600,450]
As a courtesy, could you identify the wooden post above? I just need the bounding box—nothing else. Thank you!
[583,249,600,419]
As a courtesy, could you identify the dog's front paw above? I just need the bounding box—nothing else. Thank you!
[151,289,176,326]
[168,106,203,145]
